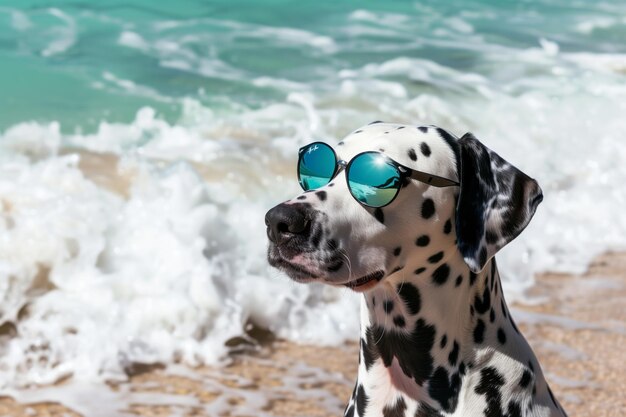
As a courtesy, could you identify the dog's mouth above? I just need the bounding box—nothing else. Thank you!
[342,270,385,292]
[268,246,320,282]
[269,244,386,291]
[274,259,319,281]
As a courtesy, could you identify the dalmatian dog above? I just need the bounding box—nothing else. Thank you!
[265,122,567,417]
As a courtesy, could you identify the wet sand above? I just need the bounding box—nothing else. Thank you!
[1,151,624,416]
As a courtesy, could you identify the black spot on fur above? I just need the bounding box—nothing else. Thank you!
[383,300,394,314]
[497,328,506,344]
[432,263,450,285]
[356,384,369,417]
[354,129,363,134]
[338,141,344,146]
[455,275,463,287]
[489,308,495,322]
[448,341,459,366]
[344,404,354,417]
[501,299,508,319]
[519,369,533,388]
[474,286,491,314]
[408,148,417,161]
[475,367,505,417]
[397,282,421,315]
[508,401,522,417]
[459,362,466,375]
[362,333,378,371]
[429,366,461,413]
[368,319,435,385]
[469,272,477,285]
[421,198,435,219]
[393,247,402,256]
[393,315,406,328]
[369,120,383,125]
[443,219,452,234]
[416,235,430,246]
[418,126,428,133]
[414,404,442,417]
[382,397,407,417]
[428,251,444,264]
[436,128,460,161]
[297,195,306,200]
[420,142,432,157]
[397,126,405,130]
[440,334,448,349]
[473,319,485,343]
[328,182,335,187]
[374,208,384,224]
[485,229,498,244]
[315,190,327,201]
[414,267,426,275]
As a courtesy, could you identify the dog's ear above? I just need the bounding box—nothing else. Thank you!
[455,133,543,273]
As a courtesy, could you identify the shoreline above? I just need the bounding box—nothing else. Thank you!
[1,252,624,416]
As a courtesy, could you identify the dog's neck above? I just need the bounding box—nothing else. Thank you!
[353,252,531,415]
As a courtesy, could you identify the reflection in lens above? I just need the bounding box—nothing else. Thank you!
[347,153,401,207]
[298,143,336,190]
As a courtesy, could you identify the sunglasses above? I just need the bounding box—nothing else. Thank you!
[298,142,459,208]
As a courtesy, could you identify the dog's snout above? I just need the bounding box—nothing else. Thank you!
[265,204,309,245]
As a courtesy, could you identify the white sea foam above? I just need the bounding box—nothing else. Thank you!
[99,72,177,104]
[118,30,150,52]
[0,120,360,389]
[8,9,32,31]
[41,8,76,57]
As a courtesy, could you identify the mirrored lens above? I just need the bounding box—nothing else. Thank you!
[347,153,401,207]
[298,143,336,190]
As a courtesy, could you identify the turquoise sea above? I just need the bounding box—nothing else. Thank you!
[2,0,626,131]
[1,0,626,395]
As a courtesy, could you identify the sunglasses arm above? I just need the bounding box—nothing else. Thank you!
[402,167,459,188]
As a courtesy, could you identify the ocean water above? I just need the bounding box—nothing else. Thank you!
[1,0,626,390]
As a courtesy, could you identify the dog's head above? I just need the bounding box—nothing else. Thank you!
[266,123,542,292]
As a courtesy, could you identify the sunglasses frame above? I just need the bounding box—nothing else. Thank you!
[298,141,459,208]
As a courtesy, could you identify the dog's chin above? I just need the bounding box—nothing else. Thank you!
[274,259,319,283]
[268,247,320,283]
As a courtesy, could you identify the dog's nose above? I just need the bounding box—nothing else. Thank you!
[265,203,309,245]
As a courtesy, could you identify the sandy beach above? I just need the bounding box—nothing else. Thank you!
[1,248,624,416]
